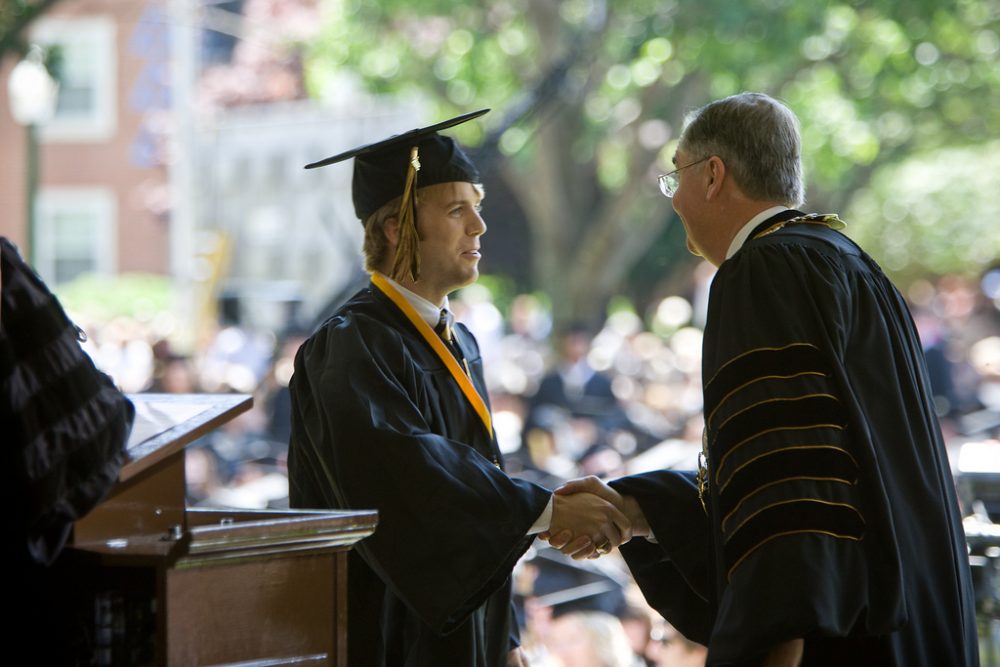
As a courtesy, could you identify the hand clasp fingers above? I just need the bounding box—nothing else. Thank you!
[561,535,597,559]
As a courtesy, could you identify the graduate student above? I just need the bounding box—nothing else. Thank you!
[552,93,979,666]
[287,110,630,667]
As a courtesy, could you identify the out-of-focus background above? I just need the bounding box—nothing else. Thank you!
[2,1,1000,664]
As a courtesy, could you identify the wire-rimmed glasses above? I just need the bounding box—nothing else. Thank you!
[657,156,710,198]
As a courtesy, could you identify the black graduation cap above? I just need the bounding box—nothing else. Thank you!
[303,108,489,283]
[304,108,488,220]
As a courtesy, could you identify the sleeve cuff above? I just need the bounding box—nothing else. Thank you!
[528,494,554,535]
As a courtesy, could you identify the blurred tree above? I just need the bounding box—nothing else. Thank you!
[847,139,1000,282]
[57,273,174,324]
[306,0,1000,326]
[0,0,62,60]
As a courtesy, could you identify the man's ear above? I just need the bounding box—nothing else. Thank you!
[384,216,400,247]
[705,156,726,201]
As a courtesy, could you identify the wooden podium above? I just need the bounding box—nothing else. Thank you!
[66,393,377,666]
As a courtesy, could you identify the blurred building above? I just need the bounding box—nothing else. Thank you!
[1,0,172,283]
[195,97,422,333]
[1,0,419,336]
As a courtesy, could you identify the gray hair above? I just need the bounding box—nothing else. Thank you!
[679,92,804,207]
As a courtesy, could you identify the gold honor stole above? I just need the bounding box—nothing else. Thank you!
[371,272,493,438]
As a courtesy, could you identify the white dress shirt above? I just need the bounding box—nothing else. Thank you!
[725,205,790,261]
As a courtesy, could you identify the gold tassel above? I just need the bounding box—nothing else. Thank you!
[390,146,422,283]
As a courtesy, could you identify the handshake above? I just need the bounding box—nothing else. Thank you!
[539,476,651,560]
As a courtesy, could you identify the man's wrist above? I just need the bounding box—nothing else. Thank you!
[621,494,650,538]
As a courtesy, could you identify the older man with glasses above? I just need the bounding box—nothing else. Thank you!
[550,92,979,666]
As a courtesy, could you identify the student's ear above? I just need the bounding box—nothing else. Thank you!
[384,216,400,246]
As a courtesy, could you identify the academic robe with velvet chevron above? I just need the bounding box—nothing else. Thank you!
[611,212,979,666]
[288,283,550,667]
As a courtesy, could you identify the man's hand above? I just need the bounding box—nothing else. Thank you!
[544,477,651,558]
[763,639,803,667]
[507,647,530,666]
[543,488,631,560]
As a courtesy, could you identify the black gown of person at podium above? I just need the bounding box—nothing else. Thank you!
[1,237,135,657]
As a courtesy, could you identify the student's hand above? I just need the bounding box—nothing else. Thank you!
[554,476,651,540]
[543,491,631,560]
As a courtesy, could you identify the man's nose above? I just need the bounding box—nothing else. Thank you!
[468,209,487,236]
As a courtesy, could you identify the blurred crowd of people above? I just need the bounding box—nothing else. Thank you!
[70,265,1000,667]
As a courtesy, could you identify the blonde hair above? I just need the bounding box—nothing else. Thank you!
[361,195,404,273]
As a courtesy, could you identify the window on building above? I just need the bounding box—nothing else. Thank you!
[35,188,116,285]
[31,17,117,142]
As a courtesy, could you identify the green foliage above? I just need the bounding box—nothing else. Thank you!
[846,140,1000,281]
[0,0,62,60]
[308,0,1000,320]
[56,273,174,324]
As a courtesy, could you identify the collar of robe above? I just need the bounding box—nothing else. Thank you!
[371,272,493,438]
[751,212,846,240]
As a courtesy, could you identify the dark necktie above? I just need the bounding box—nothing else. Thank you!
[435,309,466,366]
[435,308,454,342]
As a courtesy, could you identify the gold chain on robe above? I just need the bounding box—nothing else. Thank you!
[752,213,846,240]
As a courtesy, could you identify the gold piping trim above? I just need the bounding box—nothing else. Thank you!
[706,372,828,427]
[727,529,863,581]
[717,444,858,492]
[716,393,840,433]
[720,479,859,532]
[715,424,847,478]
[705,342,820,390]
[726,498,865,542]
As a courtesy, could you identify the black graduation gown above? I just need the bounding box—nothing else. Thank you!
[612,213,979,666]
[288,283,550,667]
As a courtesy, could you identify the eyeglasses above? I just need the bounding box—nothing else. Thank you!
[657,156,710,198]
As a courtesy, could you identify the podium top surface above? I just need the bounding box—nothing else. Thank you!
[123,393,253,483]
